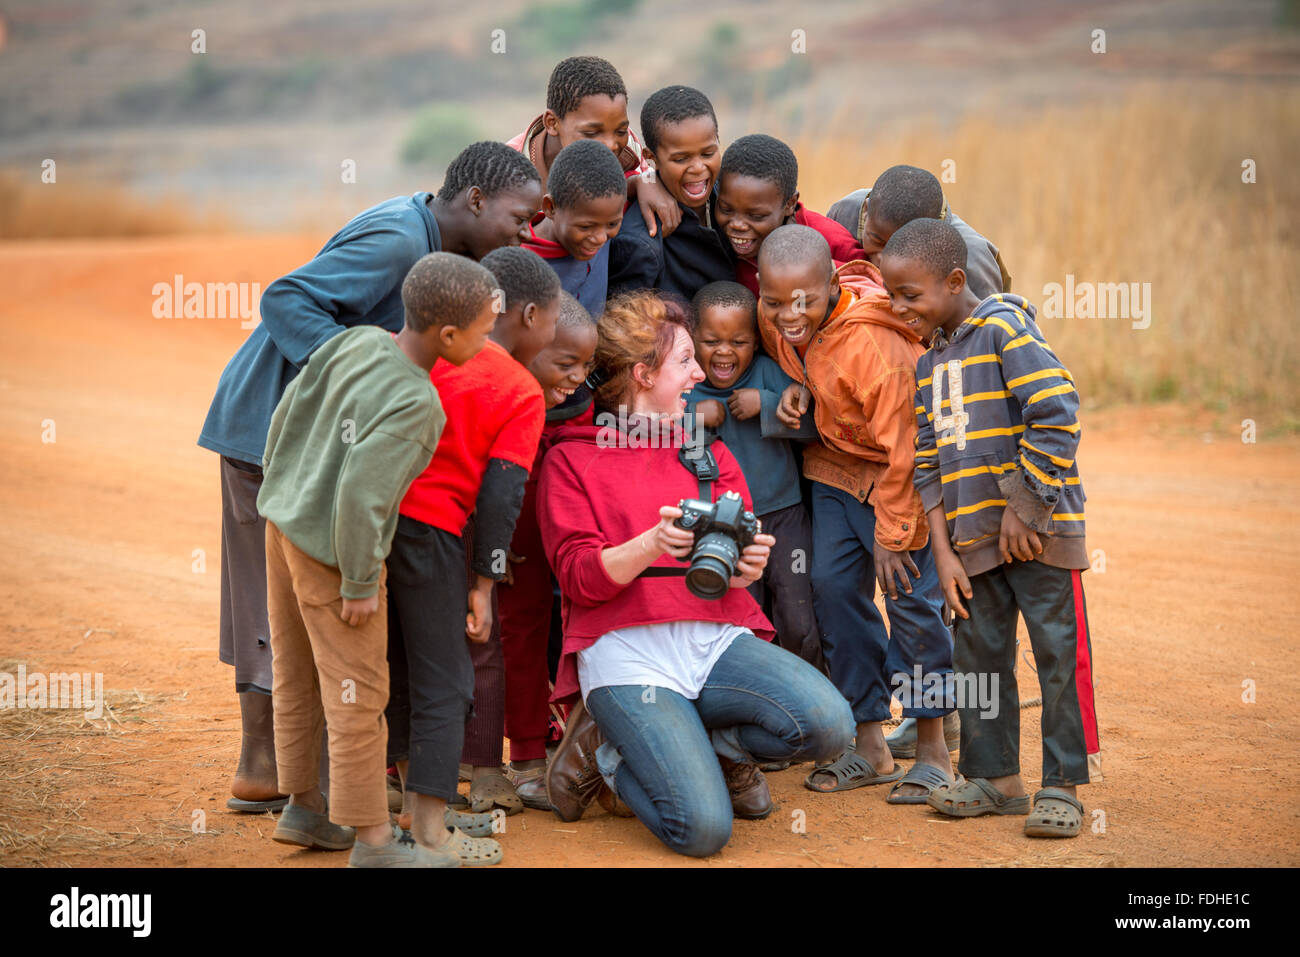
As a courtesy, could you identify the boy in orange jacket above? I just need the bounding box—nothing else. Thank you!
[757,225,955,804]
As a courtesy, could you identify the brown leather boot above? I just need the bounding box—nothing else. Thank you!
[719,757,774,819]
[545,700,610,822]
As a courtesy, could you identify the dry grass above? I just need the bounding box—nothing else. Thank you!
[0,170,230,240]
[0,658,215,866]
[794,85,1300,418]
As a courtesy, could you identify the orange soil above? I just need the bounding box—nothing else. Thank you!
[1,235,1296,868]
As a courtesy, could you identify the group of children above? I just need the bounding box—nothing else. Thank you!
[199,54,1101,866]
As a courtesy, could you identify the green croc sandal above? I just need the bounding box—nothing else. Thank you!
[1024,788,1083,838]
[926,777,1030,817]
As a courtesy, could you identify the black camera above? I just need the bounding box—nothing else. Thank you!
[673,490,762,600]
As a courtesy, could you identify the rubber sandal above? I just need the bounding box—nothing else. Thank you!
[444,826,503,866]
[226,796,288,813]
[926,776,1029,817]
[468,768,524,816]
[803,748,906,793]
[1024,788,1083,838]
[886,763,956,805]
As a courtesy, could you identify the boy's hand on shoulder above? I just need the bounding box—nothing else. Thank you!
[638,173,682,238]
[727,388,762,421]
[999,506,1044,564]
[874,547,919,601]
[465,575,495,643]
[694,399,726,430]
[340,594,379,627]
[776,383,810,429]
[933,549,973,620]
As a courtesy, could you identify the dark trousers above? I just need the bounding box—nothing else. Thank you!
[750,502,825,672]
[460,513,504,767]
[809,482,953,722]
[218,456,273,694]
[384,515,475,799]
[955,560,1100,787]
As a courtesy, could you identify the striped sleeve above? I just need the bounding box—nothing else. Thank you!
[990,306,1081,530]
[913,354,943,513]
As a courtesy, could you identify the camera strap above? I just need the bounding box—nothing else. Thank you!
[635,440,721,580]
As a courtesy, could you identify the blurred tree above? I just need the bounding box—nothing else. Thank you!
[400,104,483,167]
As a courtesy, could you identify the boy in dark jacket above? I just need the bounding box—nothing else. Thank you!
[606,86,735,300]
[880,218,1099,838]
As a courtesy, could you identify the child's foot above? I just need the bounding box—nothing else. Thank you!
[468,765,524,815]
[805,724,896,792]
[890,718,955,801]
[1025,787,1083,838]
[348,825,458,868]
[272,797,353,850]
[230,691,284,804]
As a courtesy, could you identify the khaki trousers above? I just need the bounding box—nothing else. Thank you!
[265,521,389,827]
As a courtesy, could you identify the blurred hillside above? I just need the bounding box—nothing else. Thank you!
[1,0,1298,228]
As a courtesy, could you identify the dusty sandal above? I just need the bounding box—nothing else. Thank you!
[926,776,1029,817]
[803,748,905,793]
[444,826,503,866]
[469,769,524,816]
[886,763,955,805]
[1024,788,1083,838]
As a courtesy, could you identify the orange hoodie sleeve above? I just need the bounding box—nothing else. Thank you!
[858,361,927,553]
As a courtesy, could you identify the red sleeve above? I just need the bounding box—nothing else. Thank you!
[490,384,546,473]
[798,206,867,265]
[538,447,628,608]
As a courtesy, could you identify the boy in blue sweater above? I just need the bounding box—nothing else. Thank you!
[686,281,823,670]
[198,141,542,814]
[880,219,1100,838]
[523,139,626,315]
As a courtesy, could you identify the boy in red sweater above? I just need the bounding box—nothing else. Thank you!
[714,134,865,298]
[386,247,558,862]
[499,292,599,809]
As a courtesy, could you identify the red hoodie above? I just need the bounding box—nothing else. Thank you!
[537,418,774,703]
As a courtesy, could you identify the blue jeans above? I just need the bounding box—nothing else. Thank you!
[584,633,853,858]
[809,483,953,723]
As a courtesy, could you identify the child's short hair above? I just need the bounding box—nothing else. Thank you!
[402,252,499,332]
[556,290,595,332]
[481,246,562,313]
[719,134,798,202]
[546,56,628,118]
[868,165,944,229]
[436,141,541,202]
[757,223,833,276]
[693,280,757,326]
[639,85,717,155]
[881,218,968,280]
[548,140,627,210]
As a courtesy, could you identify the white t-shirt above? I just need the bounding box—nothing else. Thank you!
[577,620,748,703]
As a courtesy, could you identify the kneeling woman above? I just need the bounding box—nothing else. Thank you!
[538,291,853,857]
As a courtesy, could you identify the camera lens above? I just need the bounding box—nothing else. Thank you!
[685,532,740,600]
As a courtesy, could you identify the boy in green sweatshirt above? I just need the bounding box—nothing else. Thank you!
[258,252,499,868]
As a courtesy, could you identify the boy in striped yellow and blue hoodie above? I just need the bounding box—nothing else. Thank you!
[879,219,1100,839]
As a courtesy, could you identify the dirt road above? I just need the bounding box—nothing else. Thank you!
[1,235,1296,867]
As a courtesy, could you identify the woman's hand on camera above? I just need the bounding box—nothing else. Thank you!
[642,505,695,560]
[731,531,776,587]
